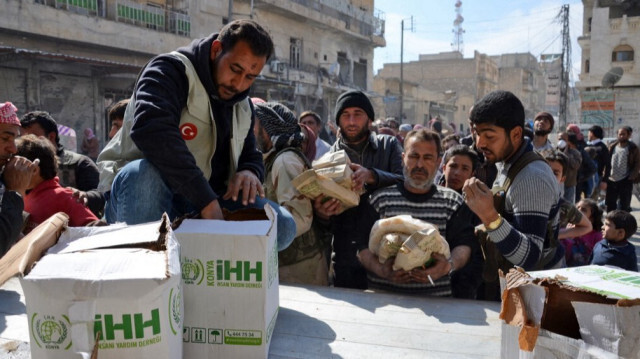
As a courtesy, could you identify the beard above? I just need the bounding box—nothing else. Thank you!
[534,128,551,136]
[340,126,369,144]
[211,56,239,100]
[403,166,434,191]
[481,136,515,164]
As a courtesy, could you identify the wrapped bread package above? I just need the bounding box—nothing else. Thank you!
[292,149,360,211]
[291,169,359,210]
[368,215,450,270]
[377,233,408,264]
[393,227,451,271]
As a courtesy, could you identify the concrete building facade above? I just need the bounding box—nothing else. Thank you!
[0,0,384,151]
[577,0,640,140]
[374,49,551,134]
[374,51,500,134]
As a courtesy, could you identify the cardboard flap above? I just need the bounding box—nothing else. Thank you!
[573,301,640,357]
[0,212,69,286]
[175,205,275,236]
[50,214,170,254]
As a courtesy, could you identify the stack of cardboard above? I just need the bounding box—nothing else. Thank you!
[291,150,360,211]
[500,266,640,358]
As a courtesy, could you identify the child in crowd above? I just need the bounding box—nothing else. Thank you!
[16,134,99,233]
[590,210,638,272]
[541,150,592,238]
[561,198,603,266]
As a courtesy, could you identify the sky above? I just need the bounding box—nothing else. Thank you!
[373,0,584,82]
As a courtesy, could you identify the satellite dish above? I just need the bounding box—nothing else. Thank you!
[602,67,623,88]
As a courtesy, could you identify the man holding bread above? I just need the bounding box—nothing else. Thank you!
[357,128,477,297]
[314,90,404,289]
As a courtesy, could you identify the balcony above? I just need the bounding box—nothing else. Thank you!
[53,0,98,15]
[252,0,385,46]
[36,0,191,37]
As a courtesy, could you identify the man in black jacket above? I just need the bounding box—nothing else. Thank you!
[0,102,39,257]
[314,90,404,289]
[98,20,296,250]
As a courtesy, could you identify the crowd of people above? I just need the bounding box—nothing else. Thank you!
[1,19,638,301]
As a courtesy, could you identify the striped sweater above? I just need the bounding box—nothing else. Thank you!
[362,184,476,296]
[489,141,562,269]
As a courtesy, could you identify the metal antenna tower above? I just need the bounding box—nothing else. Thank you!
[451,0,465,54]
[399,16,414,121]
[559,4,570,128]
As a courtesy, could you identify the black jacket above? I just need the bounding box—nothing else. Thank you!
[0,181,24,257]
[329,133,404,269]
[129,33,263,211]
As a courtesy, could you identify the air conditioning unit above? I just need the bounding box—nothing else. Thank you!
[270,60,286,74]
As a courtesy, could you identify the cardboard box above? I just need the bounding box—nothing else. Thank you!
[20,216,183,359]
[500,265,640,358]
[174,205,279,359]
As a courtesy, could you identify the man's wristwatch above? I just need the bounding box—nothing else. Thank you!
[486,214,503,231]
[448,258,456,276]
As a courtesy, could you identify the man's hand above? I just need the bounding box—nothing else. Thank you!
[349,163,375,193]
[4,156,38,197]
[358,248,411,283]
[409,253,449,283]
[313,196,342,221]
[222,170,264,206]
[70,187,89,207]
[462,177,499,225]
[200,199,224,220]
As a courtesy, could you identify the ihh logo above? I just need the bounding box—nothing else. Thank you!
[181,257,204,285]
[31,313,72,350]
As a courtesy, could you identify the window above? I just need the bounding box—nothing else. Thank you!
[585,59,590,73]
[289,38,301,69]
[612,45,634,62]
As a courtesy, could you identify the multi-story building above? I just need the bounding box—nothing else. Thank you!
[491,53,546,121]
[374,49,552,134]
[373,50,499,133]
[577,0,640,140]
[0,0,384,150]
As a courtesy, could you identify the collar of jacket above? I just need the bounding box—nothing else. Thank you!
[336,131,379,150]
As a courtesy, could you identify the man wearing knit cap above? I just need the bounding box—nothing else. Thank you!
[0,102,40,257]
[314,90,404,289]
[254,102,331,285]
[532,111,555,153]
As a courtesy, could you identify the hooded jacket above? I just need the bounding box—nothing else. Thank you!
[98,33,264,211]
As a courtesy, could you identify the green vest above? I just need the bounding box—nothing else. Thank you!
[97,51,252,192]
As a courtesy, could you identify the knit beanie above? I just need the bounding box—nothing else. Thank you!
[254,102,303,152]
[334,90,374,125]
[534,111,555,131]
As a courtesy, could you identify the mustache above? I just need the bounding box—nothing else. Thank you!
[221,85,238,94]
[411,168,429,176]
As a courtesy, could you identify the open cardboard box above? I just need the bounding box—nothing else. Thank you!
[500,265,640,358]
[0,213,183,359]
[174,204,279,359]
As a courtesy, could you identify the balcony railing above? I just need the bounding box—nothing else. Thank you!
[116,0,165,30]
[58,0,98,15]
[35,0,190,37]
[284,0,385,38]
